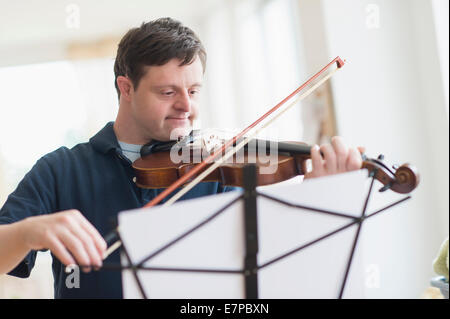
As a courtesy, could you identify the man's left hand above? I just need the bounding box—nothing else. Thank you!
[304,136,365,179]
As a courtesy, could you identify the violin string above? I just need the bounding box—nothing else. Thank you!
[103,61,341,259]
[162,67,340,207]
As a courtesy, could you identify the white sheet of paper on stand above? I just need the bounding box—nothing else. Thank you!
[119,169,372,298]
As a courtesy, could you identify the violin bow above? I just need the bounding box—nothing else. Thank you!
[147,56,344,207]
[102,57,344,259]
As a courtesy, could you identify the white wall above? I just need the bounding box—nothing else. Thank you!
[317,0,448,298]
[0,0,220,67]
[431,0,449,115]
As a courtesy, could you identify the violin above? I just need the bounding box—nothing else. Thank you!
[132,56,420,209]
[132,131,419,194]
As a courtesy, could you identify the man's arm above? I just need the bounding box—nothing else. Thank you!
[0,222,30,275]
[0,153,106,276]
[0,210,107,275]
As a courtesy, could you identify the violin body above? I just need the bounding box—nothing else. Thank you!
[133,149,306,189]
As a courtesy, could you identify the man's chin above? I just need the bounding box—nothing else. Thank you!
[167,125,192,141]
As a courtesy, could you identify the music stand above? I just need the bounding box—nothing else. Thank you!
[109,165,411,299]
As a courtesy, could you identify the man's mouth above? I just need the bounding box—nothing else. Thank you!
[166,114,190,123]
[166,117,189,122]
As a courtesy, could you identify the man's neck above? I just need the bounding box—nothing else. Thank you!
[113,104,150,145]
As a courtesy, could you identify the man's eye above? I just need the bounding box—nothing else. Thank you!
[163,91,174,96]
[190,90,199,95]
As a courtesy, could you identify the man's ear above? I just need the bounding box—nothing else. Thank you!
[116,76,133,101]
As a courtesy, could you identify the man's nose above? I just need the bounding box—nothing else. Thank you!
[174,90,192,112]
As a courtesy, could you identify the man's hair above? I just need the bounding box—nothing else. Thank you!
[114,17,206,98]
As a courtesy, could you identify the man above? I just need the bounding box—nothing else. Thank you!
[0,18,363,298]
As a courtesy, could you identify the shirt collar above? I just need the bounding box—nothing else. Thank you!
[89,121,122,155]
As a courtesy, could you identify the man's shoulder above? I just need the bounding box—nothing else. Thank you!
[40,142,93,164]
[24,141,107,190]
[33,142,104,178]
[40,122,118,165]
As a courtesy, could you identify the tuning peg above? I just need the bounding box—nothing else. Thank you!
[392,164,399,170]
[377,154,385,160]
[379,182,392,192]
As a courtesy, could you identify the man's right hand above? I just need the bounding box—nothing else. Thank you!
[18,210,107,271]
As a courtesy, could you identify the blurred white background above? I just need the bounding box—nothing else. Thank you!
[0,0,448,298]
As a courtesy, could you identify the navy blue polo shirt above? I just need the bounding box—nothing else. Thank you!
[0,122,238,298]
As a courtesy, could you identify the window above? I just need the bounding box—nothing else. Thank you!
[0,59,117,202]
[199,0,305,142]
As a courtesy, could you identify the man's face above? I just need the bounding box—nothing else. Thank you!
[129,57,203,142]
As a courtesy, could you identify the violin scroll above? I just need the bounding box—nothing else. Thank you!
[391,164,420,194]
[361,155,419,194]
